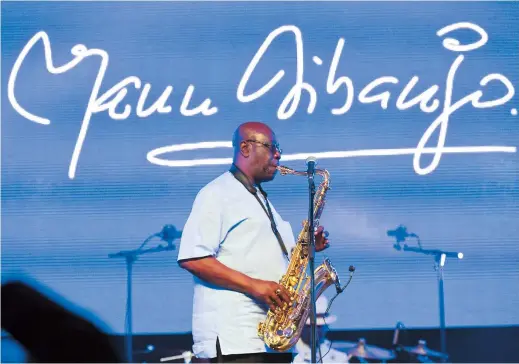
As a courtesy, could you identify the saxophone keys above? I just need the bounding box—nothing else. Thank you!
[258,322,265,335]
[288,276,298,286]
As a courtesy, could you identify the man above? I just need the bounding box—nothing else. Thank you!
[292,296,349,363]
[178,122,330,363]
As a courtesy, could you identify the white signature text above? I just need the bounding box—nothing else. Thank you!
[7,22,516,179]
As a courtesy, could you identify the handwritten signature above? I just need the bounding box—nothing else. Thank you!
[7,22,516,179]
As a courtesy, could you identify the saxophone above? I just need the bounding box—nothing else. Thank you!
[257,164,341,352]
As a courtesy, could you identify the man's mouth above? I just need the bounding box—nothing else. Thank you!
[265,164,278,173]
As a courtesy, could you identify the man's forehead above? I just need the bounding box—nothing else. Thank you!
[249,130,276,142]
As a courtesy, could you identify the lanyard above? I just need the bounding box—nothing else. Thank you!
[255,185,289,260]
[229,165,289,260]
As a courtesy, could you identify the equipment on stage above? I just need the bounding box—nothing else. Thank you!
[331,337,449,363]
[108,224,182,364]
[160,351,195,363]
[403,340,449,361]
[333,338,396,362]
[387,224,462,362]
[257,163,343,353]
[327,320,449,364]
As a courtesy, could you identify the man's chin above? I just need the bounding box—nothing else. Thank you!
[260,169,277,182]
[262,174,275,182]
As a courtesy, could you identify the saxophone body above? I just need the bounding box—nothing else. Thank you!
[257,165,341,352]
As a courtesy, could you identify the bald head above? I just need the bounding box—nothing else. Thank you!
[232,122,274,151]
[231,121,281,184]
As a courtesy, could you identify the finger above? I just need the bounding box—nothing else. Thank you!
[314,226,324,235]
[270,293,284,308]
[276,286,292,304]
[267,298,277,311]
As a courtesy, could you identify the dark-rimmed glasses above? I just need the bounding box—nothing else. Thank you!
[245,139,282,155]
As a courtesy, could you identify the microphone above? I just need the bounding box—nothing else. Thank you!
[387,225,416,243]
[306,156,317,177]
[157,225,182,247]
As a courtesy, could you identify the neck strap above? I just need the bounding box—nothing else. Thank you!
[229,164,289,260]
[229,164,257,194]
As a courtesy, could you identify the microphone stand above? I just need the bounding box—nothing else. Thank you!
[307,169,317,363]
[396,243,462,362]
[108,235,177,363]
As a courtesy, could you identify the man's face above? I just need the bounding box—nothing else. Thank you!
[245,132,282,183]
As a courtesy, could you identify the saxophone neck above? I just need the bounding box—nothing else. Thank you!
[277,165,329,179]
[276,165,330,220]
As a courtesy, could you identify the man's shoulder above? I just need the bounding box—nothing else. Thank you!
[203,171,234,189]
[195,171,235,200]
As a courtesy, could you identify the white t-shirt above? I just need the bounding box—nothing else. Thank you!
[293,339,350,363]
[177,171,297,359]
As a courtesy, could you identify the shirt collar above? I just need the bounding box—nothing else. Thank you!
[229,163,257,195]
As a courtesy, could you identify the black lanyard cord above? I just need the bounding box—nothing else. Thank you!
[229,164,290,260]
[255,185,289,260]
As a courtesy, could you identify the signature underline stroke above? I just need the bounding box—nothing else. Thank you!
[146,141,517,171]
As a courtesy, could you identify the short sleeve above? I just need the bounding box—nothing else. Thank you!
[177,187,223,262]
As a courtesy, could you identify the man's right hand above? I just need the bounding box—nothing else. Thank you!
[250,279,292,311]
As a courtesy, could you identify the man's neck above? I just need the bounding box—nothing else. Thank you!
[232,162,257,186]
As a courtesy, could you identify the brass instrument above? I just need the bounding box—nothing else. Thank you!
[257,164,341,351]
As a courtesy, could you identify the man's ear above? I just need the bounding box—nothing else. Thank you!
[240,141,250,157]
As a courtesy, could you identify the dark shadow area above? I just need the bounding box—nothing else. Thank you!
[1,280,122,363]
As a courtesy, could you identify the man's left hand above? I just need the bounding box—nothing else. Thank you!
[314,226,330,252]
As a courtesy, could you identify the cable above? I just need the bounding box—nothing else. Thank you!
[137,233,157,251]
[327,266,355,315]
[318,331,323,363]
[318,316,331,363]
[318,267,356,362]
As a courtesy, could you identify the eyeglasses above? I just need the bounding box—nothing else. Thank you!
[245,139,282,155]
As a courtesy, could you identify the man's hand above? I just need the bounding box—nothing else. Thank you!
[314,225,330,252]
[179,257,293,312]
[250,279,292,311]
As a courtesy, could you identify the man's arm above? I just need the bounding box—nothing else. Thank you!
[179,257,291,310]
[177,188,291,310]
[179,256,254,294]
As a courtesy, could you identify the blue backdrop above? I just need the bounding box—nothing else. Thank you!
[2,1,518,335]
